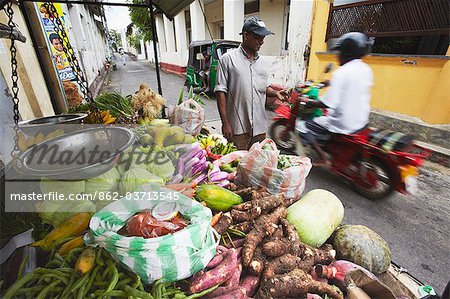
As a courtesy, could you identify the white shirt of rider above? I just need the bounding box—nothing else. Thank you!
[315,59,373,134]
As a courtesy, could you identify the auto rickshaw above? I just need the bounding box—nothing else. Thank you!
[185,40,240,92]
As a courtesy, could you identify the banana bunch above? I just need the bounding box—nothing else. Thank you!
[100,110,116,124]
[211,141,236,155]
[138,116,153,125]
[84,110,116,124]
[199,135,216,149]
[18,129,64,152]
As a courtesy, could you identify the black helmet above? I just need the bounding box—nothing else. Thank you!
[332,32,369,59]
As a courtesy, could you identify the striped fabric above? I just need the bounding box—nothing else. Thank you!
[368,129,414,152]
[84,184,218,284]
[236,139,312,199]
[168,99,205,135]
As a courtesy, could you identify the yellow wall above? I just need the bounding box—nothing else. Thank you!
[307,0,450,124]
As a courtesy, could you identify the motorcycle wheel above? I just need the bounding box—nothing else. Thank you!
[351,159,394,200]
[269,119,297,152]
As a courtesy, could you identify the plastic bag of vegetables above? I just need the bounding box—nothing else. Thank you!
[237,139,312,199]
[85,183,218,284]
[168,99,205,135]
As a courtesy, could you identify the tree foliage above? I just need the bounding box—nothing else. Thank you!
[127,33,143,50]
[109,29,122,51]
[128,0,153,42]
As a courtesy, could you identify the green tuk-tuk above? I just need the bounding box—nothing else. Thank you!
[185,40,240,92]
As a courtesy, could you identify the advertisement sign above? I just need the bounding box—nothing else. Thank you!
[36,2,76,81]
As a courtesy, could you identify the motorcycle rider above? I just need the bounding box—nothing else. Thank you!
[296,32,373,167]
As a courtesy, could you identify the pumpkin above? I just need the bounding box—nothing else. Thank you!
[331,225,391,275]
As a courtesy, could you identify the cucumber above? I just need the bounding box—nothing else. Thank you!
[195,184,243,211]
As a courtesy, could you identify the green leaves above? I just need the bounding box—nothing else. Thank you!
[129,0,153,42]
[178,86,207,107]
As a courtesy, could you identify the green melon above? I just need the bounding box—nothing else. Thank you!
[332,225,391,275]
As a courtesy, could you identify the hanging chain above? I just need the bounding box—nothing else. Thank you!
[4,1,21,159]
[43,2,93,102]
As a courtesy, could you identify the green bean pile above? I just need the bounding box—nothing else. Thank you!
[2,245,223,299]
[2,247,188,299]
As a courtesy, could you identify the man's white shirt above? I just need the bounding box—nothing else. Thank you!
[315,59,373,134]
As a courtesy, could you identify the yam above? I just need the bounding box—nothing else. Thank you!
[242,206,287,267]
[256,268,343,299]
[189,248,238,294]
[240,274,260,297]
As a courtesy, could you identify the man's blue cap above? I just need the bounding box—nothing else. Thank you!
[240,17,274,36]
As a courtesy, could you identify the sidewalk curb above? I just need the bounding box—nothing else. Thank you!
[369,110,449,149]
[414,141,450,168]
[369,110,449,168]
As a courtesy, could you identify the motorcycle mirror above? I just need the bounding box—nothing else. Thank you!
[324,63,333,73]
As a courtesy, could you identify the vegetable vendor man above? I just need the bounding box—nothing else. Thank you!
[215,17,288,150]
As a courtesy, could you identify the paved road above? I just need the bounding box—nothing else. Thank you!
[102,57,450,293]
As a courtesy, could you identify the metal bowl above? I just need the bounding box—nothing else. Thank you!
[19,113,87,135]
[16,126,135,180]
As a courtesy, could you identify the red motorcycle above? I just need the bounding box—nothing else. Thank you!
[268,83,431,200]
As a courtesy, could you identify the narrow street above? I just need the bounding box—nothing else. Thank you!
[102,58,450,292]
[101,54,221,122]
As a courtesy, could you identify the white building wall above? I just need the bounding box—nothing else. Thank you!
[265,1,315,86]
[174,12,189,66]
[163,16,176,53]
[224,0,244,41]
[120,28,128,52]
[154,11,189,68]
[66,4,107,85]
[145,40,157,63]
[190,0,206,40]
[155,15,167,53]
[138,39,146,60]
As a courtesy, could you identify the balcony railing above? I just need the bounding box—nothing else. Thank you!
[325,0,449,40]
